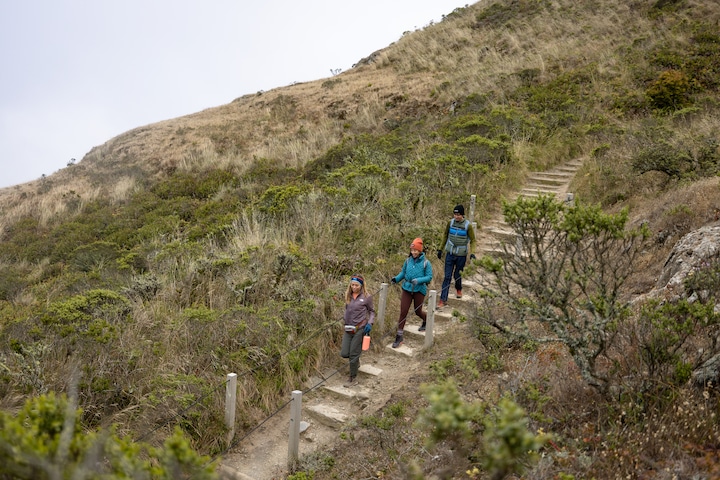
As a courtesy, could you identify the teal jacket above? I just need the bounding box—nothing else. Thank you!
[393,253,433,295]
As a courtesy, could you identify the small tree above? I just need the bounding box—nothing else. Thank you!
[479,194,650,395]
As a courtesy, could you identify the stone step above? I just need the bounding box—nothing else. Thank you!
[554,164,581,173]
[478,247,515,260]
[518,187,559,196]
[433,308,456,320]
[217,465,259,480]
[322,384,371,401]
[404,321,448,340]
[385,342,415,357]
[528,171,573,180]
[359,364,383,377]
[485,226,516,241]
[483,218,510,228]
[305,404,350,429]
[525,181,564,191]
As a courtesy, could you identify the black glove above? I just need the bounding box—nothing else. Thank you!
[436,249,442,259]
[364,324,372,335]
[410,278,419,286]
[470,253,476,260]
[390,278,397,284]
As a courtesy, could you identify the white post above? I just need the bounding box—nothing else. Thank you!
[376,283,388,333]
[469,195,476,224]
[425,290,436,349]
[288,390,303,470]
[225,373,237,445]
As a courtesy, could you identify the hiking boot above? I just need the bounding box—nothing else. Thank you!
[392,334,403,348]
[436,300,446,309]
[343,376,358,387]
[456,289,463,298]
[418,323,426,332]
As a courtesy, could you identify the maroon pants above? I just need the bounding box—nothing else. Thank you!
[397,289,426,333]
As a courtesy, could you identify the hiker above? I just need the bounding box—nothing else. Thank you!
[340,274,375,387]
[437,204,476,308]
[390,238,433,348]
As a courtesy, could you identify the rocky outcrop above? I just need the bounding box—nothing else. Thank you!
[654,223,720,299]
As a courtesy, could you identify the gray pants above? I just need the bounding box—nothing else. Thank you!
[340,331,364,378]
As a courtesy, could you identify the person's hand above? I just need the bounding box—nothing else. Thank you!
[410,278,419,286]
[390,277,397,284]
[470,253,476,260]
[436,249,442,259]
[364,324,372,335]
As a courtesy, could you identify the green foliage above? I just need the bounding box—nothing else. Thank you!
[360,400,407,431]
[0,393,217,479]
[481,353,503,372]
[480,195,650,394]
[0,263,29,301]
[42,289,130,342]
[152,169,238,200]
[182,305,219,323]
[516,382,553,423]
[0,341,49,393]
[645,69,693,111]
[257,184,310,215]
[632,139,691,178]
[416,379,484,447]
[473,0,549,27]
[122,273,160,300]
[456,134,512,165]
[70,241,122,272]
[481,396,548,479]
[0,217,52,262]
[638,255,720,389]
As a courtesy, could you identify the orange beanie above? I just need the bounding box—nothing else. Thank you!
[410,238,424,250]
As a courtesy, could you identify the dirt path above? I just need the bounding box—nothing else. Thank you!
[218,159,584,480]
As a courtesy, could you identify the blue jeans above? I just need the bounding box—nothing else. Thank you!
[441,253,467,302]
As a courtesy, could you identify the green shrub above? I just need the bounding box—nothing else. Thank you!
[481,396,549,479]
[416,379,484,447]
[0,392,217,479]
[631,140,692,178]
[70,241,121,272]
[257,184,310,215]
[0,264,28,301]
[638,298,720,389]
[645,69,693,111]
[42,289,130,342]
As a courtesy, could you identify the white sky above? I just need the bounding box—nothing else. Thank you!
[0,1,470,189]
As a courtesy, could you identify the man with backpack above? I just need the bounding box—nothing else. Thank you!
[436,205,476,308]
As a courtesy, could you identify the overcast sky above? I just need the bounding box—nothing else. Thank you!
[0,1,470,189]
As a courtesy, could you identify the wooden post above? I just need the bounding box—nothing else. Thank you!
[425,290,436,349]
[376,283,388,334]
[225,373,237,445]
[469,195,476,224]
[288,390,302,470]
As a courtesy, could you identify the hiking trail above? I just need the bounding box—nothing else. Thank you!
[219,158,584,480]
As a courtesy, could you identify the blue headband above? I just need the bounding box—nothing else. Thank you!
[351,276,364,285]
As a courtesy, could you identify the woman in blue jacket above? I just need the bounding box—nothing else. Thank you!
[390,237,433,348]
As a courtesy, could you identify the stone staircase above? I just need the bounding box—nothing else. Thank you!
[220,158,583,479]
[476,158,583,259]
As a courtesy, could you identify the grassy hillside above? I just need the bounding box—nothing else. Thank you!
[1,0,720,477]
